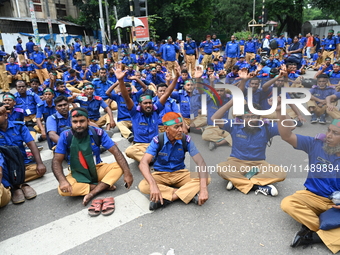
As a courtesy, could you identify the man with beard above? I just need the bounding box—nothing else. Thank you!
[211,101,288,196]
[2,93,24,121]
[224,35,240,72]
[52,107,133,208]
[138,112,210,210]
[115,63,180,162]
[277,102,340,253]
[322,29,337,64]
[92,68,117,110]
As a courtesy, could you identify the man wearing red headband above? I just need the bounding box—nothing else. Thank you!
[139,112,209,210]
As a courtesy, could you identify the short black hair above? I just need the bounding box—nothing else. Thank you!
[56,81,64,87]
[181,69,188,74]
[157,83,168,90]
[317,74,329,79]
[232,65,240,71]
[30,78,40,84]
[54,95,68,105]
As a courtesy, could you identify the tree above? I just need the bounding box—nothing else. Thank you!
[309,0,340,21]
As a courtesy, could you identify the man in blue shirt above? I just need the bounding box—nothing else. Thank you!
[244,36,257,63]
[111,41,119,62]
[95,39,104,67]
[83,43,93,67]
[2,92,24,122]
[211,34,222,59]
[25,36,35,58]
[199,35,214,69]
[307,74,336,124]
[79,64,93,82]
[138,111,209,210]
[323,29,336,64]
[74,38,82,61]
[278,107,340,253]
[160,36,179,78]
[212,101,287,196]
[5,57,21,92]
[52,107,133,207]
[116,63,179,162]
[146,67,165,85]
[224,35,240,72]
[235,55,250,69]
[92,68,116,110]
[0,105,46,183]
[88,59,101,76]
[16,37,26,63]
[36,88,56,141]
[30,45,49,84]
[184,34,198,77]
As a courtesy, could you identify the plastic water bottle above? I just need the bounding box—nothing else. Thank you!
[329,191,340,205]
[76,95,88,101]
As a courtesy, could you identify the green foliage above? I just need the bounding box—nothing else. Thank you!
[233,31,252,40]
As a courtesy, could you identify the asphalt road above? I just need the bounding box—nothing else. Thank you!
[0,69,337,255]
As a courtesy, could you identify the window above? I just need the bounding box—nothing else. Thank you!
[32,0,41,3]
[55,3,67,18]
[34,4,42,12]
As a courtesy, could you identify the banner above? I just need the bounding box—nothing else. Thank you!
[136,17,150,41]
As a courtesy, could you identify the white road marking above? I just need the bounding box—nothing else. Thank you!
[0,190,152,255]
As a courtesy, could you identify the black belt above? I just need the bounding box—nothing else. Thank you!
[326,49,334,51]
[205,53,212,55]
[187,54,194,56]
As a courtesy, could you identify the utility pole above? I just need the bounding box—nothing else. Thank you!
[29,0,41,48]
[98,0,106,49]
[252,0,255,35]
[129,0,136,45]
[260,0,265,38]
[104,0,111,44]
[44,0,54,50]
[113,6,122,45]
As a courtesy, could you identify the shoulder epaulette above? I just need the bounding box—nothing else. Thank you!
[94,95,102,100]
[185,135,191,143]
[153,135,159,143]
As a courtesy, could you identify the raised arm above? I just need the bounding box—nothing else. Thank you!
[211,99,234,128]
[262,70,286,91]
[159,63,181,105]
[115,64,134,110]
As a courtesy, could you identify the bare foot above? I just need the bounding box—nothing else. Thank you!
[83,193,94,206]
[107,185,116,191]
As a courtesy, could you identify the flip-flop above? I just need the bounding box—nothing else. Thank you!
[88,197,104,217]
[102,197,115,216]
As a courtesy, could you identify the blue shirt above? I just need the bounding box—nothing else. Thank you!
[145,54,157,64]
[30,51,46,69]
[45,49,53,58]
[19,64,30,72]
[46,112,71,136]
[111,44,118,52]
[107,73,117,83]
[36,101,56,122]
[199,41,214,54]
[82,46,92,56]
[223,122,279,160]
[207,93,232,126]
[28,86,44,97]
[6,63,20,75]
[74,96,108,121]
[184,41,197,55]
[225,41,240,58]
[190,89,201,118]
[14,91,42,116]
[0,121,34,164]
[295,134,340,198]
[323,36,336,50]
[309,86,336,100]
[319,64,333,73]
[97,43,103,54]
[328,71,340,85]
[171,90,190,118]
[161,44,179,61]
[265,59,280,68]
[74,42,81,52]
[235,60,250,69]
[55,127,115,164]
[152,97,179,125]
[92,78,113,100]
[26,41,35,55]
[276,38,286,48]
[16,43,24,55]
[0,50,7,61]
[124,70,136,82]
[146,73,165,85]
[8,108,24,121]
[130,100,164,143]
[67,49,75,60]
[244,88,262,105]
[73,63,82,72]
[0,153,10,188]
[244,41,257,53]
[64,75,80,85]
[79,69,93,81]
[212,38,221,52]
[89,64,100,74]
[146,133,199,172]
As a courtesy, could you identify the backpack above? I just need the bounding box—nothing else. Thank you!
[270,40,278,49]
[0,146,26,187]
[312,37,317,46]
[154,132,188,160]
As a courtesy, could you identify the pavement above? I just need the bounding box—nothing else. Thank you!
[0,69,337,255]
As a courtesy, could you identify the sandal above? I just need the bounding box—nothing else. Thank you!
[102,197,115,216]
[88,197,104,217]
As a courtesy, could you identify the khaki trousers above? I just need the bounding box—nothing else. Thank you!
[307,100,327,116]
[202,126,232,145]
[18,54,25,63]
[35,68,49,84]
[66,84,82,93]
[76,52,82,61]
[0,64,7,90]
[90,113,110,128]
[217,157,287,194]
[125,142,149,162]
[7,74,22,91]
[0,184,11,208]
[327,108,340,119]
[212,51,220,59]
[116,120,132,138]
[323,51,335,64]
[281,190,340,254]
[202,54,213,70]
[98,53,104,67]
[25,164,44,182]
[165,61,176,77]
[186,55,196,77]
[224,57,237,71]
[139,169,210,204]
[21,73,30,83]
[58,162,123,196]
[191,115,207,128]
[85,55,92,67]
[104,98,117,111]
[113,52,118,62]
[245,53,255,63]
[337,44,340,61]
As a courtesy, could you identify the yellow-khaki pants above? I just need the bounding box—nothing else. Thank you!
[0,184,11,208]
[217,157,287,194]
[21,73,30,83]
[24,114,37,140]
[117,120,132,138]
[307,100,327,116]
[246,53,256,63]
[35,68,49,84]
[186,55,196,77]
[212,51,220,59]
[240,46,244,53]
[66,84,82,93]
[125,142,149,162]
[113,52,118,62]
[7,74,22,91]
[58,162,123,196]
[191,115,207,128]
[281,190,340,254]
[139,169,211,204]
[165,61,176,77]
[327,107,340,119]
[104,98,117,111]
[25,164,44,182]
[0,64,7,90]
[224,57,237,71]
[98,53,104,67]
[18,54,25,63]
[202,54,213,70]
[85,55,92,67]
[202,126,232,146]
[323,50,335,64]
[90,114,110,128]
[76,52,82,61]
